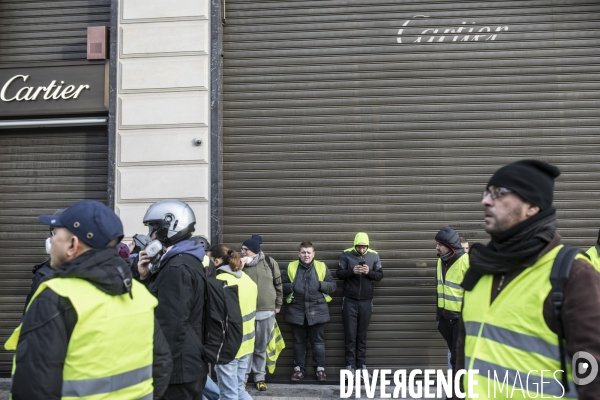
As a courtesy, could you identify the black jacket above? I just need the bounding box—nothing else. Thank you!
[23,259,55,314]
[282,260,337,326]
[11,248,173,400]
[337,249,383,300]
[143,240,207,385]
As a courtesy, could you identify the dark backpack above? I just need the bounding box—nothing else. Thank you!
[184,256,244,365]
[202,276,243,364]
[550,245,590,392]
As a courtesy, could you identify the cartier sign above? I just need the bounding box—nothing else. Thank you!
[0,64,107,117]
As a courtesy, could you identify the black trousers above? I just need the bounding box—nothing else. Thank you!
[438,318,459,399]
[290,318,326,372]
[163,376,207,400]
[342,297,373,368]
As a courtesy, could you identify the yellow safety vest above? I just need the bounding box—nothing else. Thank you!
[462,245,578,399]
[585,245,600,272]
[286,260,332,303]
[436,253,470,315]
[266,320,285,374]
[5,277,157,400]
[216,270,258,359]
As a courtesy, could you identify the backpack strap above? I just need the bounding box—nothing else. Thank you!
[549,244,584,391]
[264,255,281,286]
[187,324,203,351]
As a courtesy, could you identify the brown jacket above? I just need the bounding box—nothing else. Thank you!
[457,234,600,399]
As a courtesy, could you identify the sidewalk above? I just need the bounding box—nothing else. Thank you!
[246,382,446,399]
[0,378,446,399]
[0,379,8,400]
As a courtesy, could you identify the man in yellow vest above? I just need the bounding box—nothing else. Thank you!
[457,160,600,399]
[585,229,600,272]
[282,241,336,381]
[435,226,469,390]
[6,200,173,399]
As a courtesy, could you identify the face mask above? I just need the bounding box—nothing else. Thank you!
[45,237,52,255]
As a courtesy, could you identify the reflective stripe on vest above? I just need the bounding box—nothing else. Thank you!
[216,270,258,359]
[436,254,469,313]
[286,260,332,303]
[462,245,577,400]
[6,277,157,400]
[62,365,152,397]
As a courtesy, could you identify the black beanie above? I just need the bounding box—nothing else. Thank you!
[487,159,560,210]
[242,234,262,254]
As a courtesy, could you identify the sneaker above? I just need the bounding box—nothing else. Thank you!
[360,365,372,379]
[291,366,305,381]
[316,366,327,381]
[345,366,354,382]
[255,381,268,391]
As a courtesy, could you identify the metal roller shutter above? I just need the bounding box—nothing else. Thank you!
[222,0,600,375]
[0,127,108,375]
[0,0,110,64]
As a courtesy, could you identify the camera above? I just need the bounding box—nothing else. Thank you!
[145,239,165,274]
[132,233,151,254]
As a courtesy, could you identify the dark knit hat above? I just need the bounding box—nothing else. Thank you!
[487,159,561,210]
[242,234,262,254]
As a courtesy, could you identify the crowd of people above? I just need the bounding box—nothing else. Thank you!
[5,158,600,400]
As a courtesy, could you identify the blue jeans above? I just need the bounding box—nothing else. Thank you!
[214,354,253,400]
[202,375,220,400]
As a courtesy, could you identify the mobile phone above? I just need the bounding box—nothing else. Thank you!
[359,261,365,266]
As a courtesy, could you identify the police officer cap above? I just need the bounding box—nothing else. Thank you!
[39,200,124,249]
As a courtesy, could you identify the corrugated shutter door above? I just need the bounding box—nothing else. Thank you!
[222,0,600,375]
[0,0,110,64]
[0,127,108,375]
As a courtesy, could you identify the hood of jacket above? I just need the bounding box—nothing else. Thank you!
[354,232,370,248]
[162,239,206,265]
[32,258,51,274]
[435,226,463,251]
[53,248,132,296]
[217,264,242,278]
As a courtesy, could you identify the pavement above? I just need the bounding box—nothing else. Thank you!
[0,379,8,400]
[0,378,447,399]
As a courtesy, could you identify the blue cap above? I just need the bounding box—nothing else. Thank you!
[39,200,124,249]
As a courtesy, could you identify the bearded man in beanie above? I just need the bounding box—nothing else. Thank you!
[456,160,600,399]
[240,234,283,391]
[585,229,600,272]
[434,226,469,395]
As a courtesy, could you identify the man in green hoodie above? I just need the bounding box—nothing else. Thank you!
[336,232,383,379]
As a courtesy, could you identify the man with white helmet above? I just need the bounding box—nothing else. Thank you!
[137,199,208,399]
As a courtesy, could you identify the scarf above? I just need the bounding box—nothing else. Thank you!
[462,207,557,291]
[245,251,264,267]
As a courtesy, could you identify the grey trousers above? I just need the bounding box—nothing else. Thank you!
[245,314,275,382]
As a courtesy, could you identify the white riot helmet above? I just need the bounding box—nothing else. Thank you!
[143,200,196,246]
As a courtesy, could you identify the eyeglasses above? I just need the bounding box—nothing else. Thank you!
[241,247,249,252]
[49,229,56,237]
[482,187,513,200]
